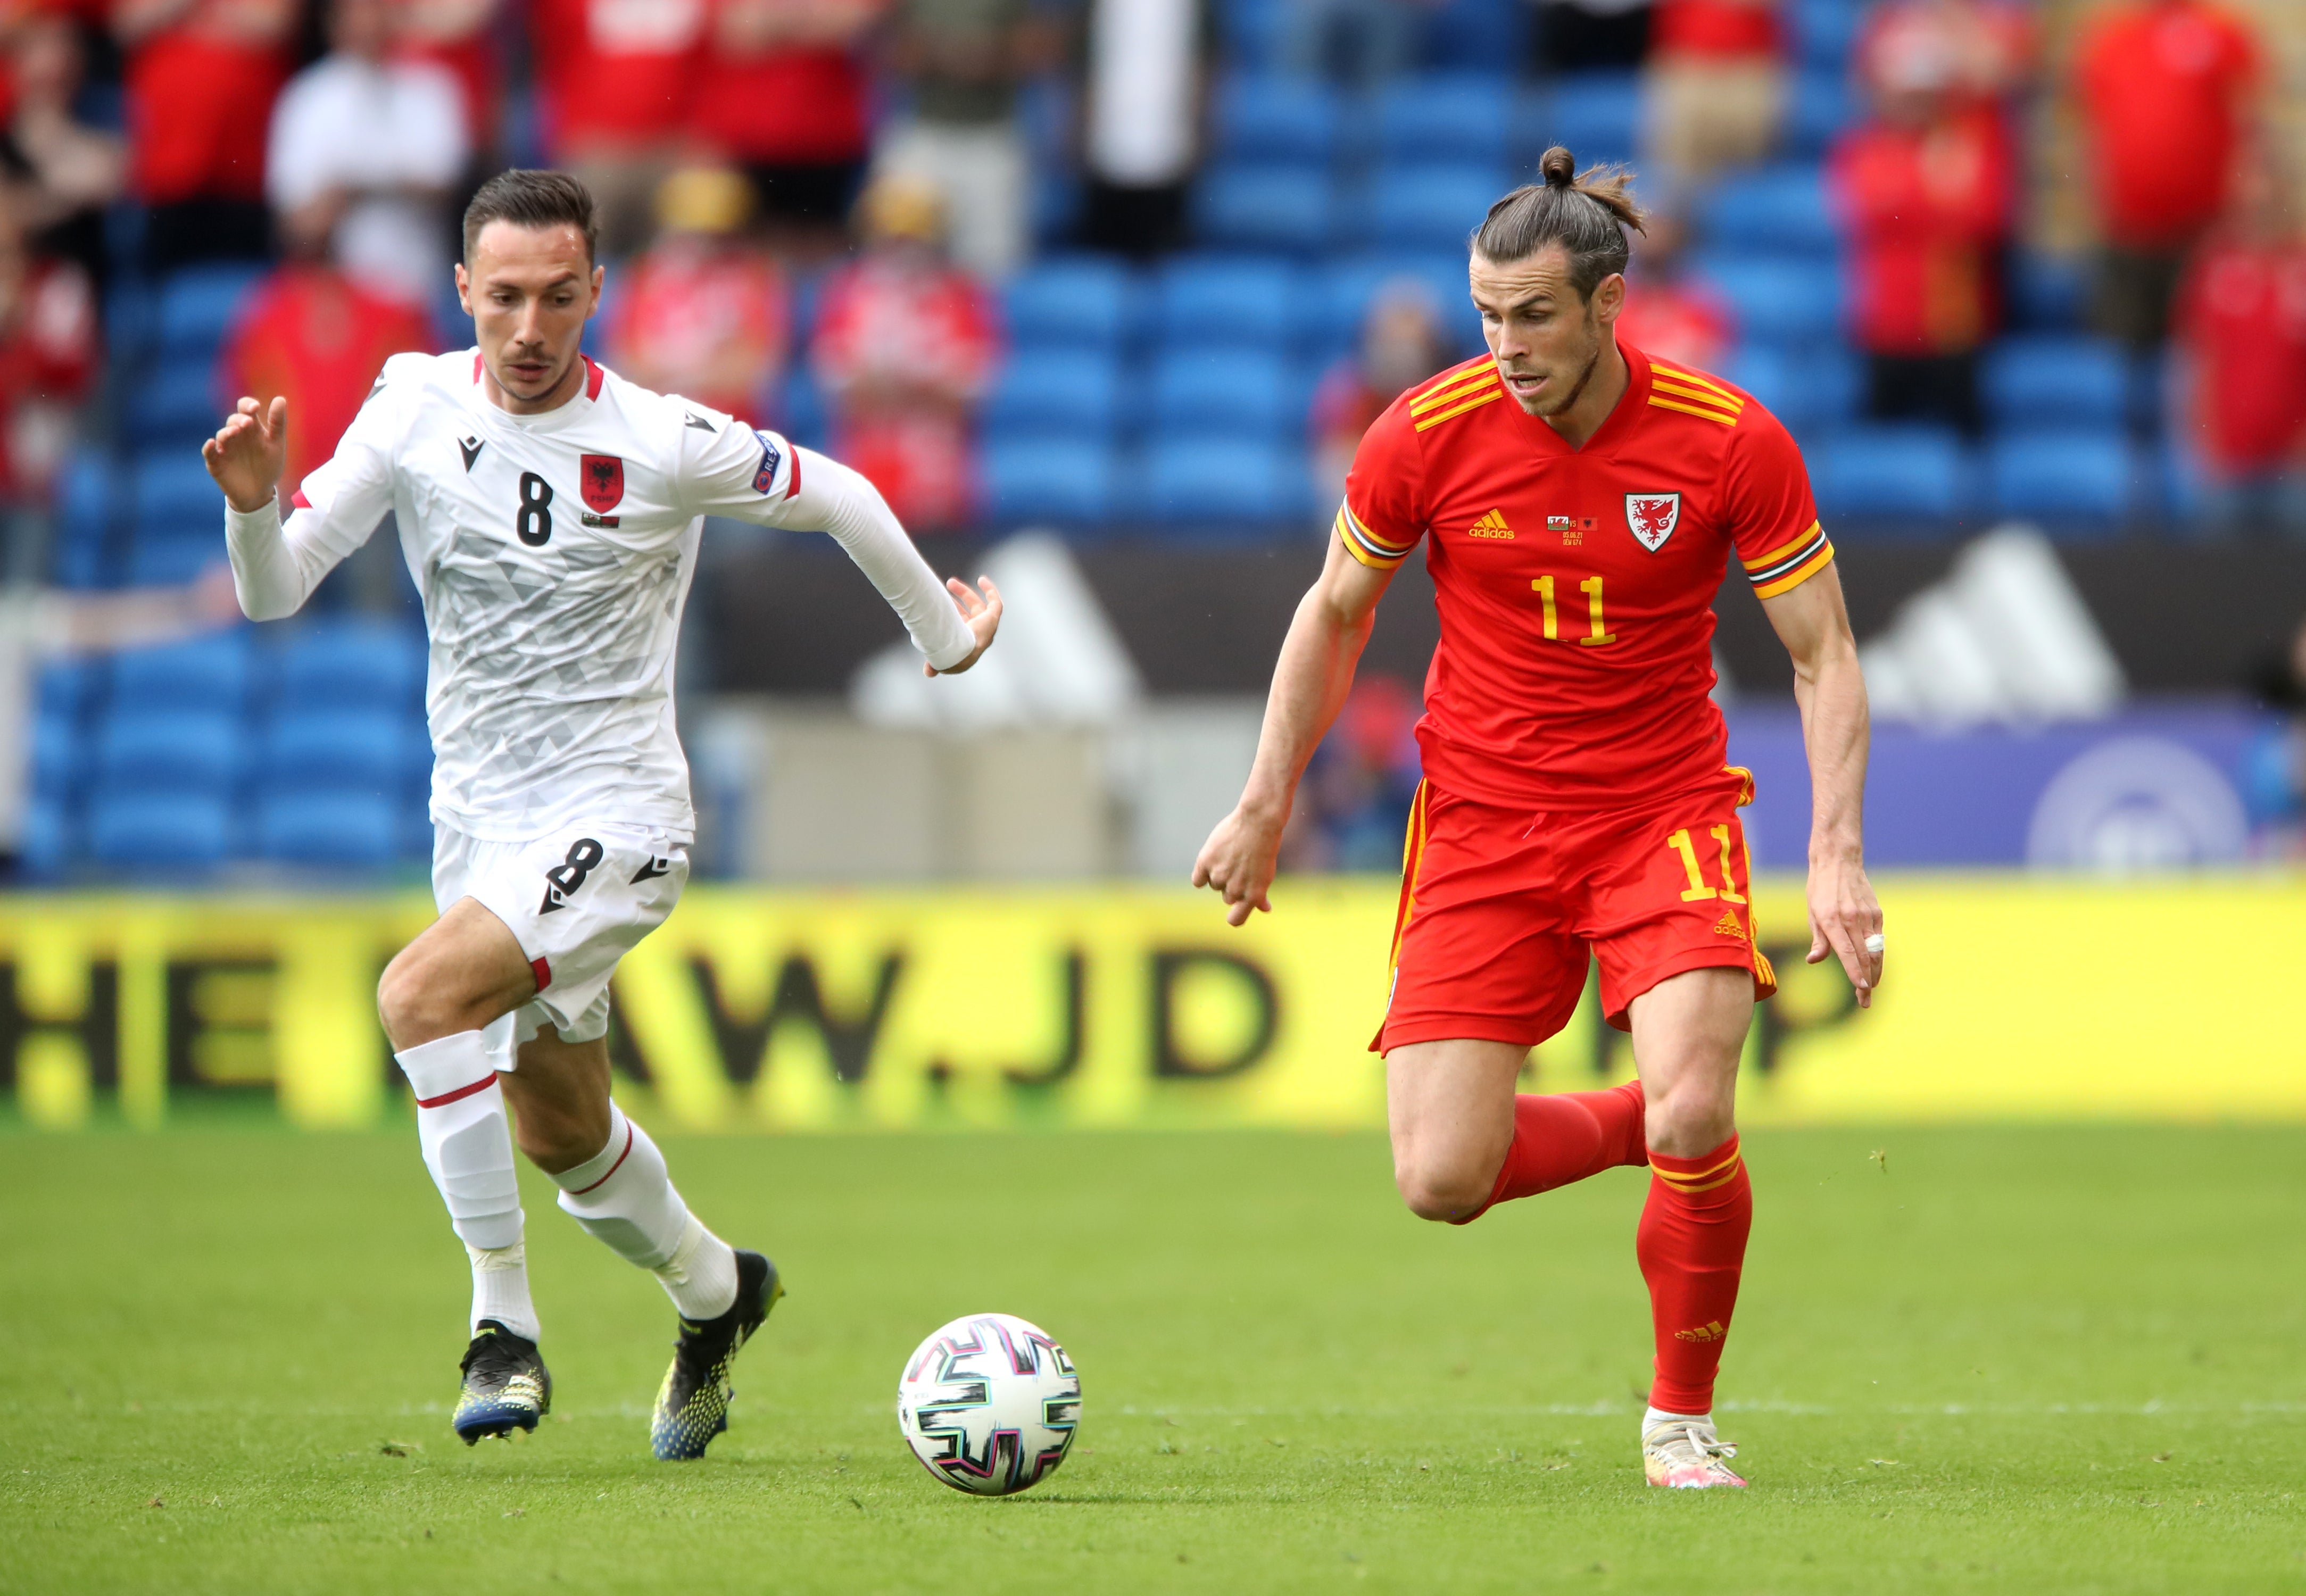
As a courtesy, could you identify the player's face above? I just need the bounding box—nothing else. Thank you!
[1469,246,1621,419]
[457,221,604,412]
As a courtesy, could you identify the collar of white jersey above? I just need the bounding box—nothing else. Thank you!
[467,350,605,428]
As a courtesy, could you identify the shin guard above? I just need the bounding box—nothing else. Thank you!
[395,1030,522,1253]
[1637,1133,1753,1416]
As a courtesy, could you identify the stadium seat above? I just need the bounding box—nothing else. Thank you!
[1193,163,1337,255]
[1216,0,1286,72]
[1002,259,1137,352]
[1424,0,1524,72]
[127,357,222,445]
[30,708,80,800]
[35,659,99,721]
[133,450,225,539]
[1144,436,1308,523]
[125,529,220,586]
[1151,256,1301,350]
[1307,253,1479,357]
[1374,74,1513,165]
[982,438,1118,526]
[19,794,68,878]
[1807,426,1971,521]
[1526,72,1639,166]
[94,708,244,792]
[1981,337,2128,429]
[1149,348,1295,438]
[52,448,117,587]
[1368,163,1509,253]
[1784,71,1857,157]
[257,709,420,793]
[2011,251,2091,332]
[111,631,253,713]
[87,789,232,869]
[1213,75,1341,164]
[1700,164,1839,257]
[1691,254,1845,344]
[1721,346,1795,425]
[1791,0,1860,69]
[255,790,402,868]
[154,264,263,361]
[1986,430,2133,528]
[982,350,1125,443]
[273,618,427,712]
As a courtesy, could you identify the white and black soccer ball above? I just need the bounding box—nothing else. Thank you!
[897,1312,1080,1497]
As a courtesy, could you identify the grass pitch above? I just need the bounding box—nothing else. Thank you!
[3,1121,2302,1594]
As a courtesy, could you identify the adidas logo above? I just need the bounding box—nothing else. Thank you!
[1711,912,1745,940]
[1673,1320,1727,1343]
[1467,509,1514,539]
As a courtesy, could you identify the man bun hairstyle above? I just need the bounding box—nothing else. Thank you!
[462,169,600,265]
[1471,147,1648,300]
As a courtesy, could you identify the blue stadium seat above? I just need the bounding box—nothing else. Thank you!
[982,350,1125,443]
[30,709,80,800]
[1791,0,1860,69]
[133,451,223,539]
[1144,436,1308,523]
[125,529,221,586]
[1193,163,1336,255]
[1981,337,2128,429]
[1151,257,1301,350]
[1808,426,1971,520]
[1003,259,1137,352]
[2011,251,2091,332]
[1784,71,1857,157]
[35,658,99,720]
[1692,254,1845,344]
[1374,74,1513,165]
[1306,254,1476,357]
[258,709,419,793]
[1728,342,1860,436]
[87,789,232,869]
[255,790,402,868]
[1425,0,1525,72]
[1217,0,1287,72]
[127,357,222,445]
[274,618,427,712]
[1368,164,1508,253]
[1214,76,1341,164]
[94,709,243,792]
[111,631,252,713]
[19,795,68,878]
[1149,349,1295,437]
[982,438,1118,526]
[1721,346,1795,426]
[1527,73,1639,165]
[52,448,117,586]
[154,264,263,361]
[1700,164,1839,256]
[1986,430,2132,528]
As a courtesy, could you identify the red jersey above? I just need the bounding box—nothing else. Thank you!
[1339,344,1829,811]
[2075,0,2260,249]
[1831,107,2014,355]
[2178,238,2306,473]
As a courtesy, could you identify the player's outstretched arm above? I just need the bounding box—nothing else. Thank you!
[1193,533,1393,926]
[777,447,987,675]
[1759,561,1885,1007]
[202,395,286,514]
[926,575,1002,678]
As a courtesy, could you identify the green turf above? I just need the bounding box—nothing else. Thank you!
[3,1123,2303,1594]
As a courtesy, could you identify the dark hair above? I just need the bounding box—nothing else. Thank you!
[462,169,599,265]
[1470,147,1648,300]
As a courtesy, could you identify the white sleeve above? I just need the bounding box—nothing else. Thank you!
[224,363,407,620]
[680,418,977,671]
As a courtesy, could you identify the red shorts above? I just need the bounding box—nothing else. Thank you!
[1374,767,1778,1053]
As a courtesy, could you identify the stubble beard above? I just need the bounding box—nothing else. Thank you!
[1533,310,1604,420]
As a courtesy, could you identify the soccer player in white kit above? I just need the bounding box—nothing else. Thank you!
[201,171,1001,1458]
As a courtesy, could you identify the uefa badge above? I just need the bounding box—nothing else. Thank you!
[1625,492,1680,552]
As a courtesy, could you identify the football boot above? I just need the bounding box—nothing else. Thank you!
[1642,1416,1747,1489]
[650,1250,782,1461]
[453,1320,551,1444]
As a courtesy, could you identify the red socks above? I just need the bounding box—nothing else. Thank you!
[1637,1134,1753,1415]
[1450,1080,1648,1225]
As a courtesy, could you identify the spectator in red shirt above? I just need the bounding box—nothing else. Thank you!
[1643,0,1784,194]
[0,198,97,514]
[1616,210,1734,371]
[607,167,791,425]
[529,0,709,259]
[1308,280,1451,508]
[2176,153,2306,535]
[112,0,296,268]
[1831,23,2013,436]
[694,0,884,259]
[811,175,999,531]
[2073,0,2263,352]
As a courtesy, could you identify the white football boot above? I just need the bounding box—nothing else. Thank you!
[1641,1416,1747,1489]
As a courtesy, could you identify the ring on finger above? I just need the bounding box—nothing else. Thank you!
[1863,933,1885,955]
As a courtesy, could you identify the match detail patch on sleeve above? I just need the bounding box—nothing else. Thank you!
[751,431,783,495]
[1336,501,1418,570]
[1743,521,1834,598]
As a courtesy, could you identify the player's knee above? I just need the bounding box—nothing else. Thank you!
[1643,1082,1736,1159]
[377,951,482,1050]
[1393,1153,1491,1223]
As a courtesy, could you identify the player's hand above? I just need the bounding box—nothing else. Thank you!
[926,575,1002,677]
[1805,846,1883,1008]
[201,395,288,514]
[1192,801,1285,927]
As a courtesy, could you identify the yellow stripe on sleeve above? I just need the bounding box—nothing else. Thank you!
[1741,523,1826,573]
[1412,387,1506,431]
[1751,541,1835,599]
[1648,364,1742,407]
[1407,372,1502,417]
[1647,395,1741,427]
[1652,376,1745,413]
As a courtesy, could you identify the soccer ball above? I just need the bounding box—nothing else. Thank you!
[897,1312,1080,1496]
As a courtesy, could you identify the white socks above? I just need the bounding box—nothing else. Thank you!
[1643,1406,1711,1436]
[550,1104,740,1321]
[395,1029,540,1341]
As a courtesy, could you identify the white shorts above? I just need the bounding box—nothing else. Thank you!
[432,822,690,1046]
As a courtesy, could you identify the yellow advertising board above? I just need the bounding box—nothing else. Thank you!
[3,876,2302,1131]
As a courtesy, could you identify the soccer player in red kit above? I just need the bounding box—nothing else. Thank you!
[1195,149,1884,1489]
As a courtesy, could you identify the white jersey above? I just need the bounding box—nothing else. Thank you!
[268,348,973,842]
